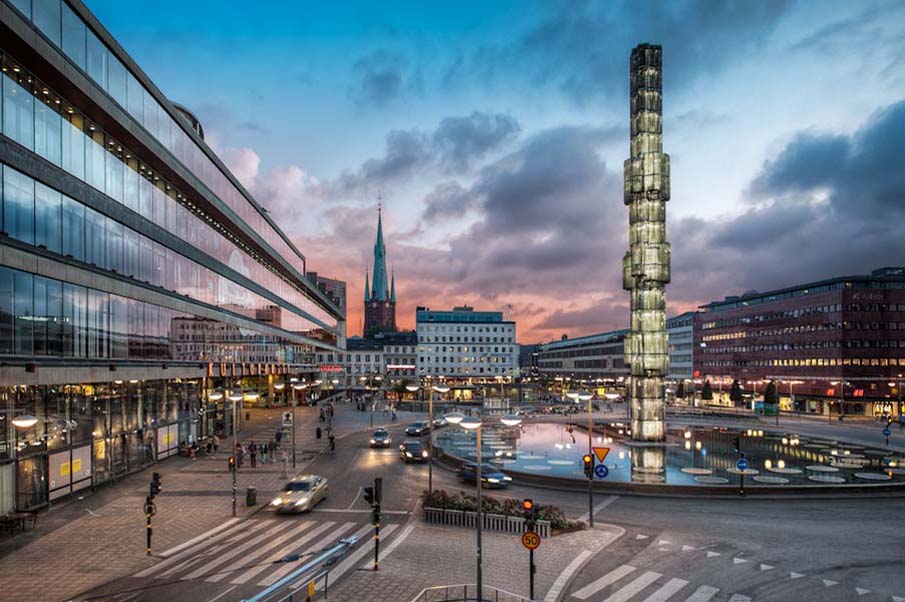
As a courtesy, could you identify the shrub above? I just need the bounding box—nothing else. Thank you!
[421,489,585,531]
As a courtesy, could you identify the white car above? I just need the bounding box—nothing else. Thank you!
[271,475,328,513]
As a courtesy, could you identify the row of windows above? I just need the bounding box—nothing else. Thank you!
[0,163,321,335]
[0,57,334,329]
[703,339,905,354]
[701,303,905,329]
[418,324,511,333]
[419,346,515,354]
[418,366,512,375]
[701,357,905,368]
[7,0,304,272]
[420,356,514,365]
[538,344,624,360]
[0,264,311,361]
[420,336,514,343]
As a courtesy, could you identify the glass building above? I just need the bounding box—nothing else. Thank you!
[0,0,345,511]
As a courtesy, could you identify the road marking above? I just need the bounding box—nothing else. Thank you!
[856,587,871,596]
[636,534,649,540]
[159,519,242,558]
[256,521,356,587]
[681,545,695,552]
[658,539,672,546]
[577,496,619,523]
[642,577,688,602]
[727,595,751,602]
[135,520,257,578]
[182,521,287,580]
[892,596,905,602]
[602,571,662,602]
[203,585,237,602]
[546,550,593,602]
[706,551,720,558]
[822,579,838,587]
[377,524,415,562]
[314,508,410,515]
[206,521,316,583]
[232,522,351,585]
[346,487,363,510]
[682,585,719,602]
[759,564,774,571]
[571,564,637,600]
[790,572,805,579]
[733,558,748,565]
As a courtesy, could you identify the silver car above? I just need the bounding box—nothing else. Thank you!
[271,475,328,513]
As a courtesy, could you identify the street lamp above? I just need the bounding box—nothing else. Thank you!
[291,383,308,468]
[227,391,244,517]
[446,411,523,601]
[831,380,847,422]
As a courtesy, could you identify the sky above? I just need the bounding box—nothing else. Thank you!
[85,0,905,343]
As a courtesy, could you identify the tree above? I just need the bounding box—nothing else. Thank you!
[764,381,778,411]
[676,381,686,399]
[729,380,743,405]
[701,380,713,401]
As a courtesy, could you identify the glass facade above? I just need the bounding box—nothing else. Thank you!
[7,0,306,276]
[0,54,337,333]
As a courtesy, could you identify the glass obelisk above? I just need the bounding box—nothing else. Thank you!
[623,44,670,443]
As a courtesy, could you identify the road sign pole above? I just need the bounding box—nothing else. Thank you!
[587,468,594,528]
[739,453,746,496]
[529,548,535,600]
[145,498,152,555]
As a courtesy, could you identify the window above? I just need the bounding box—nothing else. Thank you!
[35,97,62,166]
[61,3,87,69]
[14,270,33,355]
[33,0,62,46]
[3,166,35,245]
[86,30,108,90]
[3,73,35,151]
[34,182,62,253]
[62,195,85,261]
[107,56,127,108]
[0,267,13,354]
[84,206,105,266]
[61,114,85,179]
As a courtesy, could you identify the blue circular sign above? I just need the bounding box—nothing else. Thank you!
[594,464,609,479]
[736,458,749,471]
[883,427,891,437]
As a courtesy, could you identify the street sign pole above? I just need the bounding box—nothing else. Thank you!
[521,530,540,598]
[737,454,747,496]
[145,497,153,555]
[587,463,594,528]
[529,548,535,600]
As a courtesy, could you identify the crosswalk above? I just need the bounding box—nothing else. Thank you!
[135,516,398,588]
[571,565,720,602]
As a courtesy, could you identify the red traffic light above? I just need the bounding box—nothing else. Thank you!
[523,499,533,511]
[582,454,593,465]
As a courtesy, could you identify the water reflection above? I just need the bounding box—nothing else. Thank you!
[630,445,666,484]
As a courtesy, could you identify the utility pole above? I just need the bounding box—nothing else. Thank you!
[364,478,382,570]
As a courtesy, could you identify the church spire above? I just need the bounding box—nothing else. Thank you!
[390,269,396,303]
[371,198,390,301]
[364,269,370,302]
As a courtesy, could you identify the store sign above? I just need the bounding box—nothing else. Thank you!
[319,364,344,373]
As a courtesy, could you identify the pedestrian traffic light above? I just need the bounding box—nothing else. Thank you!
[582,454,594,478]
[228,455,236,472]
[364,486,375,505]
[149,472,162,498]
[374,477,382,505]
[732,435,741,454]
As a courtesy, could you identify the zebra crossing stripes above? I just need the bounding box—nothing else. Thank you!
[228,521,353,585]
[603,571,662,602]
[181,521,288,580]
[134,519,259,578]
[258,521,362,587]
[642,578,689,602]
[204,520,317,583]
[682,586,719,602]
[572,565,637,599]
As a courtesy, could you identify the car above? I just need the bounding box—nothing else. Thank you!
[405,421,430,437]
[432,416,448,428]
[270,475,328,513]
[458,462,512,488]
[369,428,392,448]
[399,441,429,463]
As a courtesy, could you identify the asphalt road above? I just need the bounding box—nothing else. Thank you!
[71,419,905,602]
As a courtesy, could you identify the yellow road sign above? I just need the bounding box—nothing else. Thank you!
[522,531,541,550]
[593,447,610,463]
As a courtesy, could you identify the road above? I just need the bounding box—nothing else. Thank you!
[69,412,905,602]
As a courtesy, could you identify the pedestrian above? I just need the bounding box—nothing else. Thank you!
[249,441,257,468]
[329,433,336,454]
[316,426,322,439]
[212,434,220,455]
[275,430,283,445]
[261,444,268,464]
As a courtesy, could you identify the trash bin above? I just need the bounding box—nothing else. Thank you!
[246,486,257,506]
[316,427,322,439]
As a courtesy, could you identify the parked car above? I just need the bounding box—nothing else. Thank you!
[369,428,392,448]
[399,441,429,463]
[405,421,430,437]
[458,462,512,488]
[270,475,328,513]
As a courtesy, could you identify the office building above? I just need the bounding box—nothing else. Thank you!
[0,0,344,512]
[694,267,905,417]
[666,311,695,381]
[536,330,629,386]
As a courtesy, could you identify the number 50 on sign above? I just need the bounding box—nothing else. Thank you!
[522,531,540,550]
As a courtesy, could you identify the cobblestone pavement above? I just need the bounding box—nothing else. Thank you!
[0,401,426,602]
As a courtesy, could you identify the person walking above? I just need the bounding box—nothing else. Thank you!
[260,443,268,464]
[329,433,336,455]
[249,441,257,468]
[212,434,220,455]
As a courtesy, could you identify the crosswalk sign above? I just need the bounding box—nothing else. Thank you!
[282,412,293,427]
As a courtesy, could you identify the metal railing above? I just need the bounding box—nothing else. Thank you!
[410,584,534,602]
[424,507,551,538]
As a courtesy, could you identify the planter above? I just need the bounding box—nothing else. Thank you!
[423,506,551,538]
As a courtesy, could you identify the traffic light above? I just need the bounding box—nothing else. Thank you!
[582,454,594,478]
[149,472,162,498]
[374,477,382,505]
[522,499,534,515]
[364,486,375,505]
[523,499,536,531]
[228,455,236,472]
[732,435,741,454]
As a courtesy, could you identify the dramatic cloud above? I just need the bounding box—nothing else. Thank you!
[348,50,419,107]
[433,112,520,173]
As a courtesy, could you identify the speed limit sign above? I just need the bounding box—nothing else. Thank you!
[521,530,541,550]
